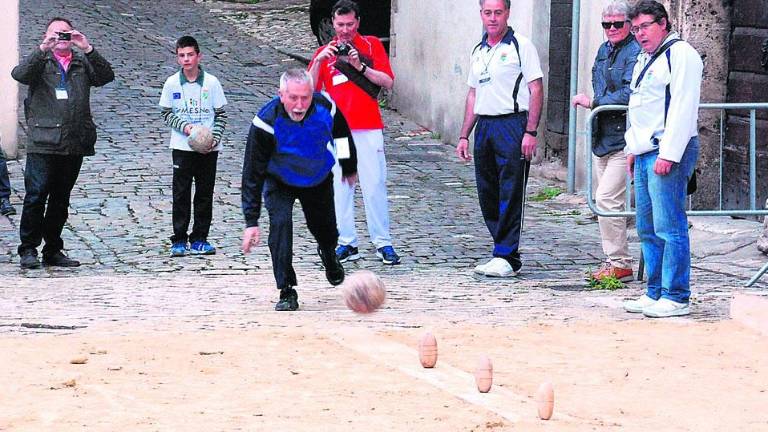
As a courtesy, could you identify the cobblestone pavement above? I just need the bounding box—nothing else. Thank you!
[0,0,763,334]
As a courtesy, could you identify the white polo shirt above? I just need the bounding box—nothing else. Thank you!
[159,69,227,152]
[625,33,703,162]
[467,28,543,116]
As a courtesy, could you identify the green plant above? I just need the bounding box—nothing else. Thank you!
[586,272,626,291]
[530,186,563,202]
[430,131,441,140]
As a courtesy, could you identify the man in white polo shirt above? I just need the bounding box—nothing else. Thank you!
[621,1,702,318]
[159,36,228,257]
[456,0,544,277]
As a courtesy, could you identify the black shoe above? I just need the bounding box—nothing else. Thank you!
[318,246,345,286]
[43,251,81,267]
[0,198,15,216]
[275,287,299,311]
[20,253,41,269]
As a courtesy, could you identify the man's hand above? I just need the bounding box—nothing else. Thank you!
[242,226,260,254]
[654,157,674,176]
[314,42,338,63]
[342,173,358,187]
[456,137,472,162]
[521,134,537,160]
[70,30,91,52]
[571,94,592,109]
[347,47,362,70]
[627,154,635,179]
[183,124,194,136]
[39,32,57,52]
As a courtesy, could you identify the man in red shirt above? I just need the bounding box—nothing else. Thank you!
[308,0,402,265]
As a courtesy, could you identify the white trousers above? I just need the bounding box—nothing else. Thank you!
[593,151,632,269]
[332,129,392,249]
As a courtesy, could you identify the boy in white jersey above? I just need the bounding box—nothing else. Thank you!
[159,36,228,257]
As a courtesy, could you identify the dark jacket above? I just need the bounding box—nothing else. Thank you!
[12,48,114,156]
[241,92,357,227]
[591,35,641,157]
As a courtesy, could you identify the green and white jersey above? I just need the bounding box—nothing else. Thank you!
[159,68,227,151]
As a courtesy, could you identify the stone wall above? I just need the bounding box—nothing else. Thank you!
[0,0,19,159]
[389,0,550,151]
[723,0,768,213]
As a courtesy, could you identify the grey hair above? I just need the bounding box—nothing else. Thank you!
[479,0,510,9]
[602,0,631,18]
[279,68,313,91]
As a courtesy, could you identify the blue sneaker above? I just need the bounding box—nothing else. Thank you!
[190,241,216,255]
[335,244,360,263]
[376,246,401,265]
[170,242,188,257]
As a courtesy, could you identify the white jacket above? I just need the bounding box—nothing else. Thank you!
[624,33,703,162]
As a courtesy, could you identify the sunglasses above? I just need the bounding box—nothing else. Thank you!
[601,21,627,30]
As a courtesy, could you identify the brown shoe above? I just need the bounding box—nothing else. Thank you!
[592,264,633,282]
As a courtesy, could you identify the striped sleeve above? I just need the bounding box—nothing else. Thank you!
[212,107,227,145]
[161,108,190,134]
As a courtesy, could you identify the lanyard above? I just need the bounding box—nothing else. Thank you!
[481,43,501,74]
[57,62,67,88]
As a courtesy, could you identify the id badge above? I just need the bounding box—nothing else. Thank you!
[55,87,68,100]
[332,73,349,86]
[478,71,492,86]
[335,137,351,159]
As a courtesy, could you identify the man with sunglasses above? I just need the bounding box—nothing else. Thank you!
[573,1,640,285]
[622,0,703,318]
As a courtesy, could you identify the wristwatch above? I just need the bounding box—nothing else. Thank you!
[525,130,538,137]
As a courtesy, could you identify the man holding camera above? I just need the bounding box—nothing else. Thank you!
[12,17,114,269]
[308,0,402,266]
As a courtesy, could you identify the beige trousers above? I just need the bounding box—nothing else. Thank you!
[593,151,632,269]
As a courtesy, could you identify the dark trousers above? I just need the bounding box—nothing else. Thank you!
[171,149,218,244]
[474,112,529,268]
[264,174,338,289]
[0,155,11,199]
[18,153,83,258]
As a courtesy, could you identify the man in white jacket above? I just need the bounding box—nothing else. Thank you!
[622,0,703,318]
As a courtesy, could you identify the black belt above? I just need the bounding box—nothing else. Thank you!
[478,111,527,119]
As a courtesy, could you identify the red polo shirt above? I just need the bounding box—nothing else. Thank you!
[309,34,394,130]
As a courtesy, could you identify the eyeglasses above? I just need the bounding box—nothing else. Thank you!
[601,21,626,30]
[630,20,659,35]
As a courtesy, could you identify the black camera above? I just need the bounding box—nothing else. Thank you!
[57,32,72,41]
[336,43,352,56]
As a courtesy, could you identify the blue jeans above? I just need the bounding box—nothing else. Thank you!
[18,153,83,257]
[0,154,11,199]
[634,137,699,303]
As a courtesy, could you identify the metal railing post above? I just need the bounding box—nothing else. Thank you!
[566,0,581,193]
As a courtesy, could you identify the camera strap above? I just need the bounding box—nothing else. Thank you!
[334,58,381,99]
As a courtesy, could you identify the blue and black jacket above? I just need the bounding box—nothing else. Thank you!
[591,34,641,157]
[242,92,357,227]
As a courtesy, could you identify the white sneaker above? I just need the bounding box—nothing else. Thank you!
[623,295,658,313]
[483,258,519,278]
[642,298,690,318]
[473,261,490,275]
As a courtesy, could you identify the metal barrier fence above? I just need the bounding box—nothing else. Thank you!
[581,103,768,286]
